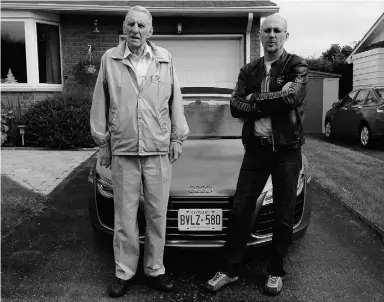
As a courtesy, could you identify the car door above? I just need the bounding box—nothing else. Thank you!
[367,89,384,135]
[332,90,358,134]
[338,89,369,135]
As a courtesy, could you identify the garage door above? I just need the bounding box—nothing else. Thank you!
[150,36,243,89]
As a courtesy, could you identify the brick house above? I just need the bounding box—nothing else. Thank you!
[1,0,278,110]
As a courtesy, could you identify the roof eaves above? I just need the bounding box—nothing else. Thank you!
[1,1,279,16]
[346,12,384,64]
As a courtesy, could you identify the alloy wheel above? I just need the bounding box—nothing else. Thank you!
[360,125,370,147]
[325,121,332,138]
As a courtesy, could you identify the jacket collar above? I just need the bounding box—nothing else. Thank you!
[111,40,170,63]
[261,49,288,67]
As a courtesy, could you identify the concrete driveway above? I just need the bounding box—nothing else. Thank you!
[2,161,384,302]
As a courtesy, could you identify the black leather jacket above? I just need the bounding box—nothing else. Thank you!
[230,50,308,151]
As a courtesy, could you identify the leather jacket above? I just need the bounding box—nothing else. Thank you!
[230,50,308,151]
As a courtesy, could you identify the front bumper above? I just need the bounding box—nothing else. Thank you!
[88,172,312,248]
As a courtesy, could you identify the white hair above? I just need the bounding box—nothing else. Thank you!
[125,6,152,25]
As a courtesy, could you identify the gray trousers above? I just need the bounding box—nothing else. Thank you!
[111,155,172,280]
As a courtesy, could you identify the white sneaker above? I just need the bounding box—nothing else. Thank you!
[204,272,239,292]
[264,275,283,296]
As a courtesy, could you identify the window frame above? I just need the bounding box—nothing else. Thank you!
[1,11,63,92]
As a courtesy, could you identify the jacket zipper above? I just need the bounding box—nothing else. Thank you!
[265,69,275,151]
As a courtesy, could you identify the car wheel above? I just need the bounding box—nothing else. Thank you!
[360,124,371,148]
[325,120,333,139]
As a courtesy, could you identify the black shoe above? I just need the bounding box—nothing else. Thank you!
[109,278,130,298]
[148,274,174,292]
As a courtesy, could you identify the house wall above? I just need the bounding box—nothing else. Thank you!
[352,48,384,89]
[61,14,256,94]
[1,14,260,109]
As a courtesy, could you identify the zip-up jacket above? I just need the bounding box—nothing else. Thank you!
[90,41,189,155]
[230,50,308,151]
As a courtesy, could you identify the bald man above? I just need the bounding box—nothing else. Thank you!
[205,14,308,295]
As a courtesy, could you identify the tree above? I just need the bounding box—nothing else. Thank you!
[306,43,354,98]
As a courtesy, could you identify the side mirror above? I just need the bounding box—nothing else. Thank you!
[332,101,340,108]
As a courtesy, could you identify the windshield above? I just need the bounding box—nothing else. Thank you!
[183,96,243,139]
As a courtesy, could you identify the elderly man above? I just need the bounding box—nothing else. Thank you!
[205,14,308,295]
[90,6,189,298]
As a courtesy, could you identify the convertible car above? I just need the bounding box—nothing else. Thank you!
[88,87,312,248]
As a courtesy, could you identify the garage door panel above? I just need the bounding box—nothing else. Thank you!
[151,37,242,88]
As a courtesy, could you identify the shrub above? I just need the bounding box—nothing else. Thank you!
[22,93,96,149]
[1,108,15,146]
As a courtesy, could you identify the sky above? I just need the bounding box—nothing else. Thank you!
[268,0,384,58]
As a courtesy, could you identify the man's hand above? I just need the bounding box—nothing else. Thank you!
[99,145,112,169]
[169,141,182,163]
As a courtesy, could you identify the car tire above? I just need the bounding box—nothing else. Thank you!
[360,124,371,148]
[324,120,333,139]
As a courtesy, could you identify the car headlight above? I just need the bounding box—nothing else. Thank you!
[262,174,305,206]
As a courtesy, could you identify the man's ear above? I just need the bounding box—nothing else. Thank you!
[122,21,127,35]
[285,32,289,42]
[147,26,153,39]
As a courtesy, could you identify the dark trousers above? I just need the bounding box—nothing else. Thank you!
[222,141,302,277]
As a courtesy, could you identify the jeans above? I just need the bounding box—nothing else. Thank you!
[222,141,302,277]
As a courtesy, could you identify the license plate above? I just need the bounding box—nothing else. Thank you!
[178,209,222,231]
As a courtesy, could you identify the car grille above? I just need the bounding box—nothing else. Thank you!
[252,193,305,236]
[95,183,305,240]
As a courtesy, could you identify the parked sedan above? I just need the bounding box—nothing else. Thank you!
[88,88,312,248]
[324,87,384,147]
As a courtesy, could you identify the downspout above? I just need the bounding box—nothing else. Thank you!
[246,13,253,63]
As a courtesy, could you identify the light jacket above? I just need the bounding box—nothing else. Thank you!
[230,49,308,151]
[90,40,189,156]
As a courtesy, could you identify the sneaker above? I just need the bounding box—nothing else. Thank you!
[264,275,283,296]
[204,272,239,292]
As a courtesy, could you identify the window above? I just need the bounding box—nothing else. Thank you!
[1,12,62,91]
[341,91,358,107]
[365,92,376,104]
[354,90,369,105]
[1,21,28,83]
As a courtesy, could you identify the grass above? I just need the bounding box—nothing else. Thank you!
[1,175,47,240]
[303,136,384,235]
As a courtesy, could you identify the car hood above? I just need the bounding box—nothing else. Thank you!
[96,139,274,197]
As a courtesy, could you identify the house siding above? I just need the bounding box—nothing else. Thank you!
[352,48,384,89]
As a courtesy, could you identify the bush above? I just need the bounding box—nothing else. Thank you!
[22,93,96,149]
[1,108,15,146]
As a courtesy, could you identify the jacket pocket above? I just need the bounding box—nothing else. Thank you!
[156,108,169,133]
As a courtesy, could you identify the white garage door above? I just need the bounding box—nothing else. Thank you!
[150,36,243,89]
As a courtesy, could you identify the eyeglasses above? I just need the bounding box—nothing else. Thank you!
[261,28,286,34]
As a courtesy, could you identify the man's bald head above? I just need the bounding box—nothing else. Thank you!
[261,14,288,32]
[260,14,289,58]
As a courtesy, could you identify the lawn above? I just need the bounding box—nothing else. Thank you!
[303,136,384,236]
[1,175,47,240]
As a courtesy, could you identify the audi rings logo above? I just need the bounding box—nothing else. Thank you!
[188,185,213,194]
